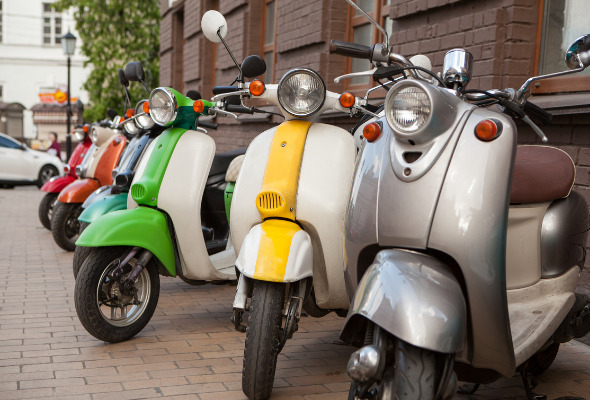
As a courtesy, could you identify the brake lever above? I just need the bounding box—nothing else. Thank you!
[210,108,238,119]
[334,68,378,84]
[211,89,250,102]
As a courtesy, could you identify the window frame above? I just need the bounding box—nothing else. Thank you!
[42,2,62,46]
[261,0,277,84]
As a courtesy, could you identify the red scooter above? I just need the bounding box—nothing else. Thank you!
[38,125,92,230]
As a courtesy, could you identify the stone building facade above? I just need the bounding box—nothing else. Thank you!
[160,0,590,202]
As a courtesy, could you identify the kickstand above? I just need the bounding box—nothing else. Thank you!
[520,366,546,400]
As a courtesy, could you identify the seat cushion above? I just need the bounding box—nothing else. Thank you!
[510,146,575,204]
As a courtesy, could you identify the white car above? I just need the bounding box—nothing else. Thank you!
[0,132,64,188]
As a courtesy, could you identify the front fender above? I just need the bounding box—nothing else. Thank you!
[40,175,75,193]
[57,178,101,203]
[236,219,313,282]
[79,193,128,224]
[341,249,466,354]
[76,207,176,276]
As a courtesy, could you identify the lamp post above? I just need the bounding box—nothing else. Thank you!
[62,31,76,160]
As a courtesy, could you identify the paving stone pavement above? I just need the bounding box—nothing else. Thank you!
[0,187,589,400]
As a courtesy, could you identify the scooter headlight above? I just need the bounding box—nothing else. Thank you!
[277,68,326,117]
[74,130,85,142]
[123,119,141,135]
[135,100,155,129]
[385,83,431,135]
[149,87,178,126]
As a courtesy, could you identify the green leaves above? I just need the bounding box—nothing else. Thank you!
[54,0,160,122]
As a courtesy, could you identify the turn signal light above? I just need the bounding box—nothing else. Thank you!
[249,80,265,96]
[475,119,499,141]
[82,125,89,133]
[339,92,356,108]
[143,101,149,114]
[363,122,382,142]
[126,108,134,118]
[193,100,205,113]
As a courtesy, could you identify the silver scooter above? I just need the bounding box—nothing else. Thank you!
[333,4,590,399]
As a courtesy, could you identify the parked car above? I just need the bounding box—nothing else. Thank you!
[0,132,64,188]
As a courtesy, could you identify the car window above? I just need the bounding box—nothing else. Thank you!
[0,136,22,150]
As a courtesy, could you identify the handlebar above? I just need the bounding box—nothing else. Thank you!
[329,40,373,60]
[226,104,254,114]
[522,100,553,125]
[198,120,218,130]
[212,86,240,95]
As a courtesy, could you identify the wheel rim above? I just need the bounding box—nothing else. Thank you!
[64,206,81,242]
[40,168,56,184]
[96,259,151,327]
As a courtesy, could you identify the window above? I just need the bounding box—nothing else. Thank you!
[42,3,62,45]
[534,0,590,93]
[347,0,392,87]
[262,0,276,83]
[0,136,22,150]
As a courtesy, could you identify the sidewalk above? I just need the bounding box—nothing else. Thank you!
[0,187,589,400]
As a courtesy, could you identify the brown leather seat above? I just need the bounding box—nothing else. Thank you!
[510,146,575,204]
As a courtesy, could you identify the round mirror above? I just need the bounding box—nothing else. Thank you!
[566,34,590,69]
[201,10,227,43]
[241,55,266,79]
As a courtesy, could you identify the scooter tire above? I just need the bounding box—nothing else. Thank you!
[75,246,160,343]
[51,202,82,251]
[38,192,58,230]
[73,244,94,279]
[242,280,285,400]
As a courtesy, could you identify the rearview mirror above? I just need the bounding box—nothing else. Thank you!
[201,10,227,43]
[186,90,202,100]
[241,55,266,79]
[124,61,145,82]
[566,34,590,69]
[118,69,129,87]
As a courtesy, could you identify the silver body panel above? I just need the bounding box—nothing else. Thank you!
[341,249,466,353]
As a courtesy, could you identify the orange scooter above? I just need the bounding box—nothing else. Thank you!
[51,123,126,251]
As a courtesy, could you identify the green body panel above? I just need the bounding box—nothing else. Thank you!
[130,128,185,206]
[224,182,235,223]
[78,193,128,223]
[76,207,176,276]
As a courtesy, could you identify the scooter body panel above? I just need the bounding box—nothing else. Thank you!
[82,185,113,209]
[78,192,128,224]
[158,130,233,281]
[341,249,466,354]
[57,178,101,203]
[93,134,126,186]
[41,175,76,193]
[236,220,313,282]
[76,207,175,276]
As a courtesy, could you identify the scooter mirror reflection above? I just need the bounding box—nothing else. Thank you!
[241,55,266,79]
[566,34,590,69]
[124,61,146,82]
[201,10,227,43]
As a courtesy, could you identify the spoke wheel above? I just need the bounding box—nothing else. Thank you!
[38,192,58,230]
[51,202,82,251]
[75,246,160,342]
[242,280,285,400]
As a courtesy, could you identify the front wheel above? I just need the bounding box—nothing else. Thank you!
[38,192,58,230]
[51,202,82,251]
[75,246,160,342]
[242,280,285,400]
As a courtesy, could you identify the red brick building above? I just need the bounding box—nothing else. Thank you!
[160,0,590,201]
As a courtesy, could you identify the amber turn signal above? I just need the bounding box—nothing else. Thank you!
[363,122,382,142]
[475,119,498,141]
[193,100,205,113]
[143,101,149,114]
[249,80,265,96]
[82,125,89,133]
[126,108,134,118]
[339,92,356,108]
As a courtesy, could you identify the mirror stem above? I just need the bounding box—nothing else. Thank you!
[346,0,388,48]
[139,80,150,94]
[516,66,585,100]
[218,29,243,80]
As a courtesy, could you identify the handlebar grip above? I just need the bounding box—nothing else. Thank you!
[212,86,239,95]
[226,105,254,114]
[522,100,553,125]
[329,40,372,60]
[198,120,218,130]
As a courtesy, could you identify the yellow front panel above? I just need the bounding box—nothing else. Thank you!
[254,219,301,282]
[256,120,312,220]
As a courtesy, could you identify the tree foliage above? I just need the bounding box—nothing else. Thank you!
[54,0,160,122]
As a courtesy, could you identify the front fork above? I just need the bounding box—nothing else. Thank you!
[232,274,306,349]
[108,246,153,293]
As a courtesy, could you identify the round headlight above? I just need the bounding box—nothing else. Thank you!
[124,119,141,135]
[149,87,177,126]
[277,68,326,117]
[135,100,155,129]
[74,130,85,142]
[90,127,99,143]
[386,84,431,134]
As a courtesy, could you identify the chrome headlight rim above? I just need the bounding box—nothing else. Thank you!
[277,68,326,117]
[90,126,99,144]
[135,99,155,130]
[123,118,141,135]
[385,81,432,137]
[149,87,178,126]
[74,130,85,142]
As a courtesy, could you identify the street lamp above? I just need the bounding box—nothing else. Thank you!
[62,31,76,160]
